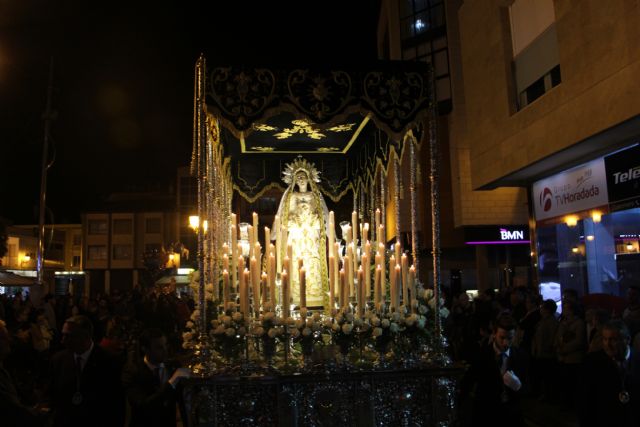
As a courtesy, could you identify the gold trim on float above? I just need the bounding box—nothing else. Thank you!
[341,113,371,154]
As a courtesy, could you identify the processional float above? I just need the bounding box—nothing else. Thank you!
[182,55,462,426]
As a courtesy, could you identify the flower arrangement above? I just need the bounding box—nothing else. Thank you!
[210,311,247,362]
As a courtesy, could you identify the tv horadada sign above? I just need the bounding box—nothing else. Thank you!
[532,158,609,221]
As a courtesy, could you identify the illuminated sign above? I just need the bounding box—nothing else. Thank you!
[464,226,530,245]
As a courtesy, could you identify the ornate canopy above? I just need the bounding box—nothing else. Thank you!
[201,61,433,201]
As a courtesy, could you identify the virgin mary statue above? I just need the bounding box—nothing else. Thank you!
[273,157,329,309]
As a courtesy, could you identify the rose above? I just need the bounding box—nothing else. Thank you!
[268,328,278,338]
[391,312,401,322]
[213,325,225,335]
[295,319,305,329]
[405,314,418,327]
[422,289,433,300]
[372,327,383,337]
[312,312,321,321]
[286,317,296,327]
[323,319,333,328]
[381,319,390,328]
[290,328,301,338]
[225,328,236,337]
[253,327,265,336]
[389,323,400,333]
[371,316,381,327]
[335,313,344,323]
[306,318,315,328]
[232,312,243,322]
[222,315,232,326]
[331,323,340,332]
[302,327,312,337]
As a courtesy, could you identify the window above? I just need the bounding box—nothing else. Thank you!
[399,0,451,107]
[72,234,82,246]
[112,244,133,260]
[88,220,108,235]
[145,218,161,234]
[113,219,133,235]
[509,0,561,109]
[145,243,162,253]
[72,255,81,267]
[88,245,107,260]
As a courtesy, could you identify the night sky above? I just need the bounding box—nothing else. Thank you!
[0,1,379,224]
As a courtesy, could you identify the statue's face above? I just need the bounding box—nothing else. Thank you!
[295,171,308,190]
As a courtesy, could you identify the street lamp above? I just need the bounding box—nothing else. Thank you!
[189,215,208,233]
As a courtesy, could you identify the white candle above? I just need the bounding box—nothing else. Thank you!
[363,223,369,244]
[269,254,276,305]
[357,266,364,317]
[328,211,335,258]
[222,254,229,274]
[344,252,352,297]
[240,268,250,317]
[375,209,381,234]
[352,211,358,245]
[362,253,370,298]
[329,254,335,311]
[261,272,268,308]
[223,269,230,310]
[339,269,347,310]
[394,265,401,311]
[374,264,382,307]
[252,212,259,243]
[231,216,238,291]
[409,265,417,313]
[250,256,260,316]
[401,254,409,306]
[299,266,306,309]
[282,270,290,318]
[264,226,270,249]
[237,254,245,293]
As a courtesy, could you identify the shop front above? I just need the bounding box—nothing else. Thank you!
[531,144,640,300]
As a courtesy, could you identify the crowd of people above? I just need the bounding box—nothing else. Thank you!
[1,283,639,426]
[449,285,640,427]
[0,287,194,427]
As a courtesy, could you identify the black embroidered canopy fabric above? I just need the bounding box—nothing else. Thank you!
[204,61,432,201]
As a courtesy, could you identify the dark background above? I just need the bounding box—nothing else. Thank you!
[0,1,379,224]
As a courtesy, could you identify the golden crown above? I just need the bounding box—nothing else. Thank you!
[282,156,321,185]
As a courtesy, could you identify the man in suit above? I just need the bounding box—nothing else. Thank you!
[580,320,640,427]
[0,319,45,427]
[50,314,125,427]
[122,328,191,427]
[464,314,527,427]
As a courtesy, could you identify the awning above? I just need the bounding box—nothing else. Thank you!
[0,271,37,287]
[155,275,191,286]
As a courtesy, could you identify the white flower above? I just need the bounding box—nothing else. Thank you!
[345,313,354,322]
[342,323,353,334]
[335,313,344,323]
[300,308,308,318]
[389,323,400,333]
[372,327,383,337]
[411,300,419,309]
[295,319,305,329]
[428,298,437,310]
[440,307,450,318]
[268,328,278,338]
[332,323,340,332]
[290,328,301,338]
[237,327,246,336]
[391,312,401,322]
[312,312,321,321]
[214,325,225,335]
[418,304,428,315]
[399,305,407,315]
[323,319,333,328]
[302,327,312,337]
[225,328,235,337]
[232,312,243,322]
[417,317,426,329]
[187,321,195,328]
[306,318,315,328]
[353,317,363,328]
[222,315,232,326]
[381,319,390,328]
[371,316,381,327]
[182,331,194,341]
[422,289,433,300]
[253,327,265,336]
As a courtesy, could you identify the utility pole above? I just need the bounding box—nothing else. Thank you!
[36,58,56,294]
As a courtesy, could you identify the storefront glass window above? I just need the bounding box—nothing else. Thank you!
[536,207,640,299]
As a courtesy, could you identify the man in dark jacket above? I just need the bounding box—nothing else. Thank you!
[580,320,640,427]
[464,314,528,427]
[50,315,125,427]
[122,328,191,427]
